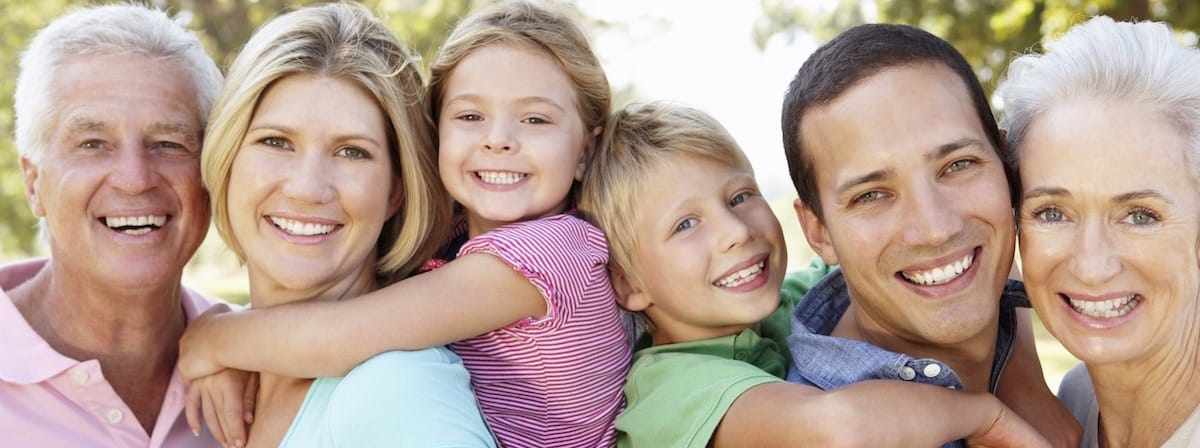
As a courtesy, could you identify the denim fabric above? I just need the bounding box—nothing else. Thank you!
[786,268,1029,448]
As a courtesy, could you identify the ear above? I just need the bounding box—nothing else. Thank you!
[611,267,651,312]
[575,125,603,181]
[386,176,404,218]
[795,198,838,265]
[19,156,45,218]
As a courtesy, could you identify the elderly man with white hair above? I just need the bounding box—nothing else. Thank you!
[0,4,223,447]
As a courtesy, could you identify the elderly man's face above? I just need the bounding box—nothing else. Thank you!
[20,53,209,291]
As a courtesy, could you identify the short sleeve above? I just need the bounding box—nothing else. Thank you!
[616,352,781,448]
[326,348,498,447]
[458,214,608,325]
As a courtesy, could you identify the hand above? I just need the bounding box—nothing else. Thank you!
[966,404,1051,448]
[186,369,258,448]
[179,304,234,381]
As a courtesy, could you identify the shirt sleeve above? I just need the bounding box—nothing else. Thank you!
[458,214,608,326]
[326,348,498,447]
[616,352,781,448]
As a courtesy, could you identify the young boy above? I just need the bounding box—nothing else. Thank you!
[578,102,1048,447]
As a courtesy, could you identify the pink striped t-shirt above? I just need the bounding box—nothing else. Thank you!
[441,213,632,448]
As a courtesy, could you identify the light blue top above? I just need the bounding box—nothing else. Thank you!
[280,347,497,447]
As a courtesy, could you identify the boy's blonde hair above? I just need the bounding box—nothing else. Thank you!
[580,102,754,286]
[201,3,452,282]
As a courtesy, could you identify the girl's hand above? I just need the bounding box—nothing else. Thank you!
[185,369,258,448]
[180,304,234,380]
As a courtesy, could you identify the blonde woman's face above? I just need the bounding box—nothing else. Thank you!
[228,74,400,305]
[1018,97,1200,367]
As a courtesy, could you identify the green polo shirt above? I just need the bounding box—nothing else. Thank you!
[615,258,832,448]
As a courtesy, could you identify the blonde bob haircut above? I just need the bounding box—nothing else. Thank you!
[579,101,754,286]
[201,2,451,281]
[427,0,610,156]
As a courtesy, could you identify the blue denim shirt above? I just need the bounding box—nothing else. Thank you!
[786,268,1029,448]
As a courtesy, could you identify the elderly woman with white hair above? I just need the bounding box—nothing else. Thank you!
[1000,16,1200,447]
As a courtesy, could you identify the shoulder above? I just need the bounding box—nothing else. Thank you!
[620,350,779,448]
[325,349,497,447]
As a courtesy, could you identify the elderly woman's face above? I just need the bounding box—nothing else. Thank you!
[1018,97,1200,366]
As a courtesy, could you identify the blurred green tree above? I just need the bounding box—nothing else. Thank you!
[753,0,1200,95]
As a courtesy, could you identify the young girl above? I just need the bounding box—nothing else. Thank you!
[179,1,631,446]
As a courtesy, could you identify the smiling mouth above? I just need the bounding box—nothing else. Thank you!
[714,261,765,287]
[1066,294,1142,318]
[269,217,336,236]
[899,251,975,286]
[103,215,167,235]
[475,171,526,185]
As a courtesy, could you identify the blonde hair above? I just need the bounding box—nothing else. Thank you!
[427,0,610,201]
[580,101,754,287]
[201,2,451,281]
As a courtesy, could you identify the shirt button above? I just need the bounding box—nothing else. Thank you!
[106,409,123,424]
[899,366,917,380]
[923,364,942,378]
[70,369,89,385]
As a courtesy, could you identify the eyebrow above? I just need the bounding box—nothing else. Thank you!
[1113,189,1173,206]
[247,124,385,148]
[834,138,987,197]
[1023,187,1070,202]
[443,93,566,113]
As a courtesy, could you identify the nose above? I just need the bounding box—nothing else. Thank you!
[483,121,519,153]
[109,144,159,195]
[281,151,336,204]
[899,182,964,248]
[1068,219,1121,286]
[716,207,754,252]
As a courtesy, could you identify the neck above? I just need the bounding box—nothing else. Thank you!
[247,372,312,448]
[247,262,379,309]
[8,261,187,433]
[834,303,997,391]
[1090,346,1200,447]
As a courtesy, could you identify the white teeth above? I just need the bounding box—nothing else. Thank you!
[269,217,335,236]
[715,262,765,288]
[1069,295,1140,318]
[104,215,167,235]
[901,252,974,286]
[476,171,525,185]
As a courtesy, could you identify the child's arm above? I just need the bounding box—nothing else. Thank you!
[179,252,547,380]
[712,379,1049,447]
[994,308,1081,448]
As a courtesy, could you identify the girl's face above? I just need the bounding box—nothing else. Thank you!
[1018,97,1200,368]
[437,43,593,237]
[228,74,401,305]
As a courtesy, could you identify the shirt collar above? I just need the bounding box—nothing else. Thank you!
[0,258,218,384]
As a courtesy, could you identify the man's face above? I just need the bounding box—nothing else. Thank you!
[21,53,209,292]
[794,63,1014,347]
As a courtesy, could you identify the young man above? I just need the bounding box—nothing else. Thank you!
[579,101,1047,447]
[0,4,224,446]
[780,23,1078,447]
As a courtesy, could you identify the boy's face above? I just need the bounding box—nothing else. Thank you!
[618,155,787,345]
[795,63,1015,347]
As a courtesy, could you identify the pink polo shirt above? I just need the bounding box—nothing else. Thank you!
[0,258,221,447]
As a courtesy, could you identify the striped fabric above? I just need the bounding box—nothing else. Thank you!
[449,214,632,448]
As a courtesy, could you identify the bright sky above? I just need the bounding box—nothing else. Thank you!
[576,1,821,202]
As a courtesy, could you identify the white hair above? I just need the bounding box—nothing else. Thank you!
[14,3,222,163]
[1000,16,1200,182]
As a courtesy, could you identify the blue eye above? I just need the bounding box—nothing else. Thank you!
[260,136,290,149]
[1123,208,1159,226]
[1033,206,1065,223]
[336,146,369,159]
[730,192,750,207]
[673,218,698,234]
